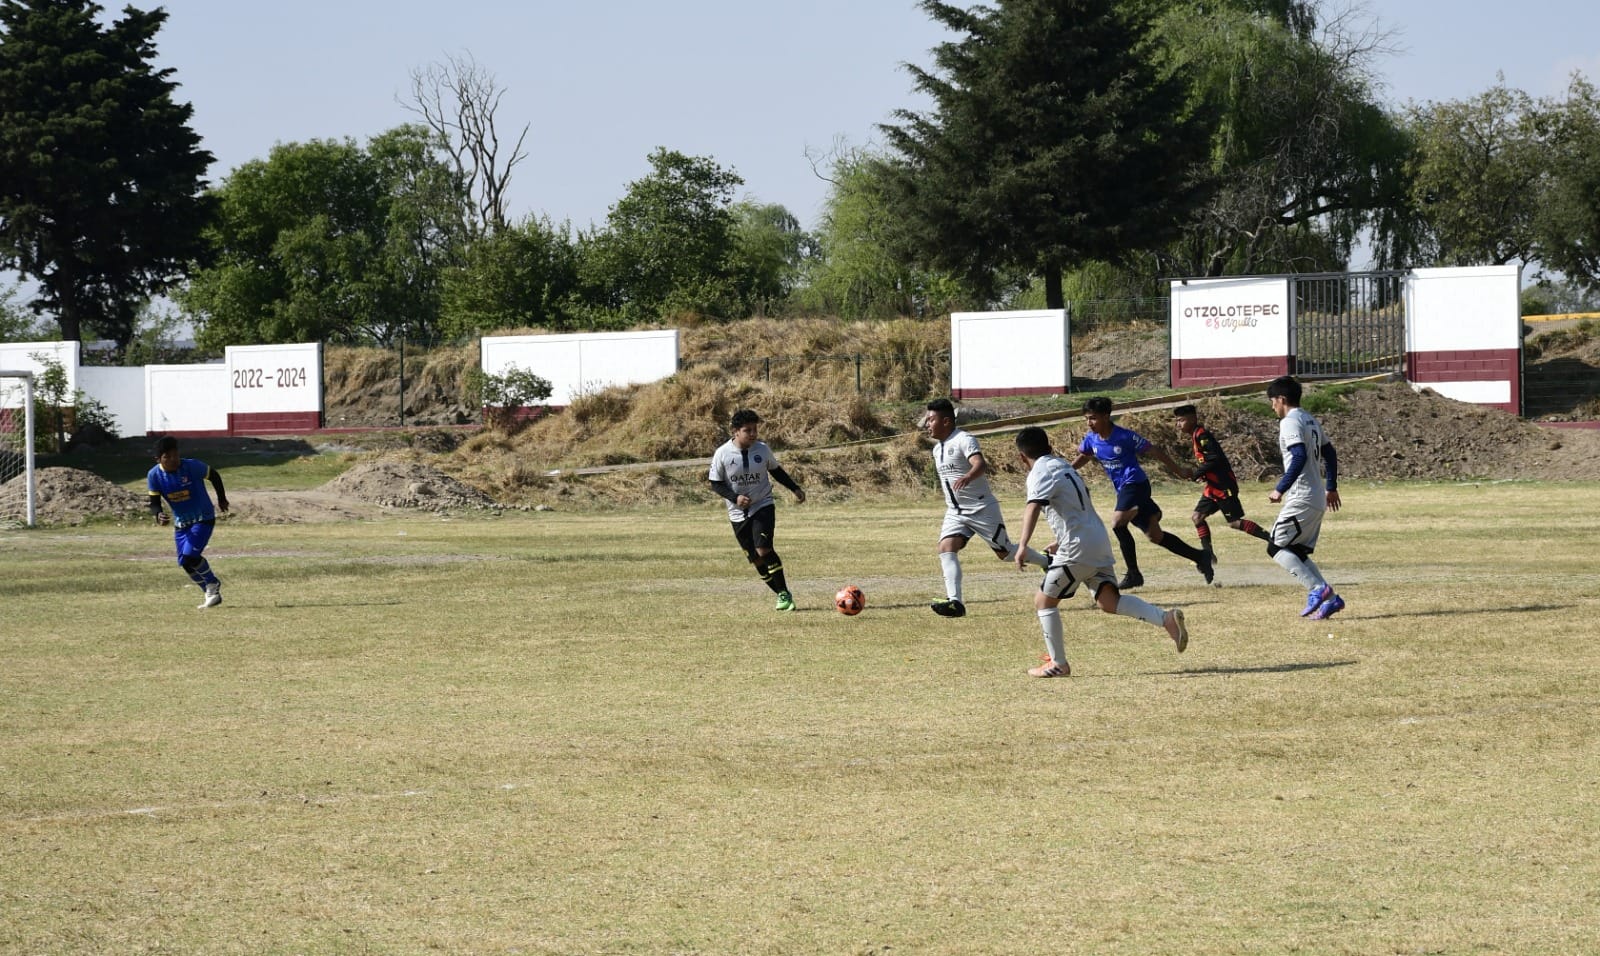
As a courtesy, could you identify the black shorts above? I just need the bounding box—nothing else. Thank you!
[1193,493,1246,523]
[732,504,777,560]
[1114,480,1163,532]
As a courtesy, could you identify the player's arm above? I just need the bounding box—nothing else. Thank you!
[770,464,806,504]
[708,479,738,503]
[1322,441,1341,511]
[207,467,229,513]
[1142,442,1189,480]
[1015,501,1044,570]
[148,490,168,525]
[952,452,986,491]
[1269,443,1307,503]
[1194,433,1229,480]
[1069,451,1092,470]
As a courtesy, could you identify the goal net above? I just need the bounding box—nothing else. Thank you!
[1,370,37,527]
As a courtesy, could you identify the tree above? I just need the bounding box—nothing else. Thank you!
[727,201,814,315]
[1537,75,1600,293]
[405,51,529,241]
[581,148,745,323]
[0,0,214,346]
[1405,81,1547,268]
[1155,0,1414,276]
[800,144,968,319]
[881,0,1215,309]
[439,215,581,336]
[181,127,468,348]
[1,282,51,341]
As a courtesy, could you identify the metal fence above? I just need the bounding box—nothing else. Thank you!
[1290,272,1407,378]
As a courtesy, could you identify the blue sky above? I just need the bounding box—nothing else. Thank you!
[143,0,1598,234]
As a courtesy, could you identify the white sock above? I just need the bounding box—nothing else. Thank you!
[940,551,963,602]
[1004,542,1050,570]
[1273,550,1328,591]
[1114,593,1167,627]
[1038,607,1065,664]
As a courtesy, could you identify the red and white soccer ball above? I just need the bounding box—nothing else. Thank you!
[834,584,866,616]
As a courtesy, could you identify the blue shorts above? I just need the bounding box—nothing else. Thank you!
[173,519,215,562]
[1113,480,1163,532]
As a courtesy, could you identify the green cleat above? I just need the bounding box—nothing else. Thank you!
[775,591,796,612]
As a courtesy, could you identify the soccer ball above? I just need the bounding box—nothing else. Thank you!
[834,585,866,616]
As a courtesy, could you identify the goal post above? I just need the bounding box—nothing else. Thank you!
[1,369,37,528]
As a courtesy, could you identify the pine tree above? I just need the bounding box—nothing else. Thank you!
[0,0,214,345]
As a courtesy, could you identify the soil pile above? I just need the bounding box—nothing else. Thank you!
[0,466,148,525]
[322,459,500,511]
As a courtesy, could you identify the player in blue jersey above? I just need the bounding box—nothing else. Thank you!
[708,408,806,611]
[147,436,230,609]
[1013,427,1189,677]
[1070,396,1212,589]
[1265,376,1346,620]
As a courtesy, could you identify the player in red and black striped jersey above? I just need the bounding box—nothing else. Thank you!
[1172,405,1270,570]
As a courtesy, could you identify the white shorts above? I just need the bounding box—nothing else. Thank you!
[939,497,1015,553]
[1271,502,1325,552]
[1041,561,1117,602]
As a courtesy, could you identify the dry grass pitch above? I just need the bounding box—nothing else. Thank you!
[3,481,1599,954]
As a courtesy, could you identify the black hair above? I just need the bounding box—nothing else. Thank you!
[730,408,761,430]
[1082,396,1112,415]
[1172,404,1197,417]
[1015,426,1051,458]
[925,397,956,420]
[1266,376,1303,405]
[152,435,178,456]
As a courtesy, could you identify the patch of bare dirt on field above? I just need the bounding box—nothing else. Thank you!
[321,459,500,512]
[224,491,384,524]
[0,467,147,526]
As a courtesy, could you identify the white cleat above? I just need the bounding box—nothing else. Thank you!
[198,584,222,609]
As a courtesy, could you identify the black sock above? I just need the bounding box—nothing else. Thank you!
[1114,526,1140,575]
[1239,519,1270,542]
[1157,533,1206,565]
[758,555,788,594]
[1196,521,1214,558]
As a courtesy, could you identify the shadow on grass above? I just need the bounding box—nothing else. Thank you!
[1172,659,1359,677]
[1356,604,1572,621]
[271,599,405,608]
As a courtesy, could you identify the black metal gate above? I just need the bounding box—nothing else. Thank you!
[1290,272,1407,378]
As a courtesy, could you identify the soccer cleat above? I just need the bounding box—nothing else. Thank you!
[775,591,796,612]
[930,599,967,618]
[1300,583,1332,617]
[1164,608,1188,653]
[1028,659,1071,678]
[198,583,222,609]
[1311,594,1346,621]
[1117,571,1144,590]
[1198,557,1215,586]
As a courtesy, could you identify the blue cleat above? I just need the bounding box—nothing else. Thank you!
[1300,583,1331,617]
[1311,594,1346,621]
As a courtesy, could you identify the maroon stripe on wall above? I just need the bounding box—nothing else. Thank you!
[952,386,1070,399]
[1171,355,1291,387]
[1405,348,1520,414]
[144,428,232,438]
[228,411,323,435]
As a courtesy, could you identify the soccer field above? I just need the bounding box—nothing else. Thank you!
[3,481,1598,954]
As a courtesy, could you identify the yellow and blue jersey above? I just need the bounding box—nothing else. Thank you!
[147,458,216,528]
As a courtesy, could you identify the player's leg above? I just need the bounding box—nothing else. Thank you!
[1111,484,1144,589]
[747,507,792,609]
[932,515,971,616]
[1028,566,1075,677]
[1142,495,1212,584]
[178,523,222,608]
[973,498,1048,570]
[1091,575,1187,652]
[1219,494,1269,542]
[1268,508,1342,618]
[1191,496,1217,564]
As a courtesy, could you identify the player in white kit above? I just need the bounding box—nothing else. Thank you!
[1265,376,1346,621]
[923,398,1048,618]
[1012,427,1189,677]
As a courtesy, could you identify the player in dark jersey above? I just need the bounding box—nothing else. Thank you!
[147,436,229,609]
[1070,396,1212,589]
[1172,404,1270,570]
[708,408,806,611]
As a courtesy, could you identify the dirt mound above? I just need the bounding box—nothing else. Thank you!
[1106,380,1600,483]
[322,458,499,511]
[0,466,148,526]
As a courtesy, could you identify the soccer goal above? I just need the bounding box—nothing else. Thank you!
[1,369,37,527]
